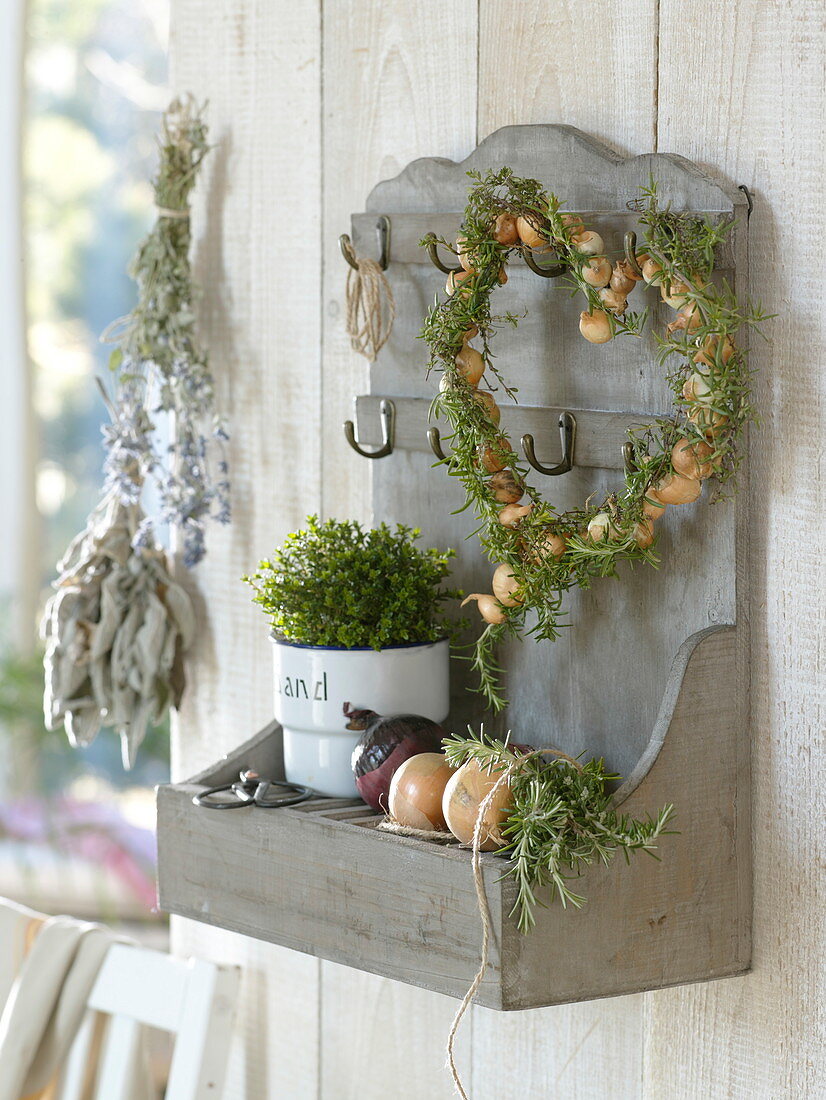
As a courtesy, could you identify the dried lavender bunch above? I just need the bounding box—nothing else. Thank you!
[101,95,229,568]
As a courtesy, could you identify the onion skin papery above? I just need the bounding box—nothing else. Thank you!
[579,310,613,344]
[488,470,523,503]
[654,472,702,505]
[611,260,640,294]
[478,436,510,473]
[528,530,567,562]
[473,390,501,424]
[455,345,485,386]
[461,593,506,625]
[493,213,519,246]
[492,563,522,606]
[516,215,546,248]
[446,270,473,296]
[633,518,655,548]
[671,438,715,480]
[641,257,662,283]
[443,759,513,850]
[388,752,455,831]
[599,287,628,314]
[581,256,612,288]
[348,705,445,812]
[498,502,533,527]
[572,230,604,256]
[642,493,668,520]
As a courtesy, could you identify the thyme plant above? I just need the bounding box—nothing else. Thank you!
[443,729,674,934]
[243,516,462,650]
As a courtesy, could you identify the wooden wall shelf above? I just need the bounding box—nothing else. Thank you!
[157,124,751,1008]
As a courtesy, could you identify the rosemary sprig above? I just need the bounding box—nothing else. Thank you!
[443,728,675,934]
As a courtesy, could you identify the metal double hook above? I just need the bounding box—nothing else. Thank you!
[423,233,565,279]
[428,412,576,475]
[340,215,391,271]
[623,231,645,278]
[344,399,395,459]
[521,412,576,475]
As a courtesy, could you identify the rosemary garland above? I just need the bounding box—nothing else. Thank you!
[421,169,768,711]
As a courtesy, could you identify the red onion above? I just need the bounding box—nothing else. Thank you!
[346,703,446,812]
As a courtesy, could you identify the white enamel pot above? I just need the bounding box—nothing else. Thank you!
[272,638,450,797]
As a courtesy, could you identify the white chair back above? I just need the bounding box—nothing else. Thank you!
[59,943,240,1100]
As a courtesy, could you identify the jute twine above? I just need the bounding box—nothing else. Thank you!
[377,817,459,844]
[446,747,583,1099]
[156,205,190,220]
[345,256,396,362]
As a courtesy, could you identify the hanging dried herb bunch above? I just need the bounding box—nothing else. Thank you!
[101,95,229,569]
[421,170,769,711]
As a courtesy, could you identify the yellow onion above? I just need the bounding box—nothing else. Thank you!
[561,212,585,236]
[456,234,476,273]
[445,269,473,296]
[661,280,691,309]
[694,334,735,369]
[492,563,522,607]
[488,470,523,503]
[516,215,547,248]
[682,370,714,404]
[668,301,702,334]
[528,529,567,562]
[588,511,618,541]
[642,492,667,520]
[478,435,510,472]
[579,310,613,343]
[572,230,604,256]
[493,213,519,245]
[633,518,655,548]
[599,287,627,314]
[671,438,716,480]
[498,502,533,527]
[473,390,501,424]
[654,472,702,505]
[611,260,641,294]
[461,323,479,343]
[455,345,485,386]
[461,592,507,625]
[641,257,662,284]
[443,759,512,850]
[581,256,612,288]
[388,753,455,831]
[689,405,728,437]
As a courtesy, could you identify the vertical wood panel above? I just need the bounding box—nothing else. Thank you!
[471,2,658,1097]
[169,1,323,1095]
[319,3,477,1094]
[645,2,826,1096]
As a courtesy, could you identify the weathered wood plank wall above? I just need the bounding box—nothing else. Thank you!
[169,1,824,1096]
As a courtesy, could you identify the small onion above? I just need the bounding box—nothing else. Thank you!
[456,234,476,273]
[572,230,604,256]
[462,323,479,343]
[581,256,612,288]
[579,310,613,344]
[446,269,472,296]
[641,257,662,284]
[611,259,641,293]
[694,334,735,369]
[599,287,627,314]
[493,213,519,246]
[473,390,501,424]
[654,472,702,505]
[671,438,716,480]
[461,592,507,625]
[516,215,547,248]
[388,753,455,831]
[633,518,655,549]
[455,345,485,386]
[348,705,445,812]
[667,301,702,334]
[492,563,522,607]
[443,759,512,850]
[642,492,667,520]
[488,470,523,503]
[682,370,713,404]
[498,502,533,527]
[561,212,586,236]
[661,280,690,309]
[528,529,567,562]
[588,511,614,541]
[478,435,510,473]
[498,266,509,285]
[689,405,729,437]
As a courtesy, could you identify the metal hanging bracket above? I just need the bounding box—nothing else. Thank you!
[427,426,449,461]
[344,398,395,459]
[423,232,462,275]
[521,411,576,475]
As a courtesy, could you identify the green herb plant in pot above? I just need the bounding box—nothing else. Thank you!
[243,517,460,797]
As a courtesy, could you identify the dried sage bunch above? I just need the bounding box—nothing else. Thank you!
[101,94,230,569]
[43,96,223,766]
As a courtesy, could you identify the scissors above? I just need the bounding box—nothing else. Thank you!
[192,769,314,809]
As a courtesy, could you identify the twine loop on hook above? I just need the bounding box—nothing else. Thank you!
[345,255,396,363]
